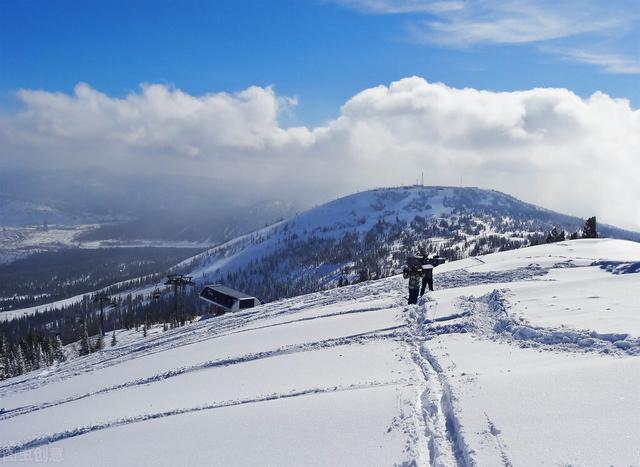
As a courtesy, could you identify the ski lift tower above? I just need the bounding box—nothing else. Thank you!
[164,274,196,325]
[92,292,112,336]
[147,288,162,327]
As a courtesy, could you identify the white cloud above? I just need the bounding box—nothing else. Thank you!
[333,0,640,74]
[549,49,640,74]
[8,83,312,154]
[2,78,640,230]
[416,1,621,46]
[334,0,464,14]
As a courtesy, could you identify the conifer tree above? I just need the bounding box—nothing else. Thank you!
[52,335,66,363]
[582,216,597,238]
[545,228,565,243]
[14,346,27,375]
[33,343,44,370]
[79,327,91,356]
[95,333,104,351]
[0,335,8,379]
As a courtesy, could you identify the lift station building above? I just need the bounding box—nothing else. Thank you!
[199,284,261,314]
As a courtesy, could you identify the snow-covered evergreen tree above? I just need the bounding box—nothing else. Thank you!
[0,335,8,379]
[95,333,104,351]
[546,228,565,243]
[79,327,92,355]
[14,345,27,375]
[52,335,66,363]
[33,343,45,370]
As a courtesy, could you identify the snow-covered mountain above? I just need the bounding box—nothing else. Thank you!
[2,238,639,465]
[0,194,118,228]
[179,186,640,302]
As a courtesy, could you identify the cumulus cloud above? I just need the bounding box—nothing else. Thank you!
[6,83,312,155]
[1,78,640,230]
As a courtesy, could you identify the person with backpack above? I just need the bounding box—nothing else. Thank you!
[403,259,422,305]
[403,249,445,305]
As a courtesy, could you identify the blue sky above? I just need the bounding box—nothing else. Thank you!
[1,0,639,126]
[1,1,640,228]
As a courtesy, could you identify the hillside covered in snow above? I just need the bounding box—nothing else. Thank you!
[1,238,639,466]
[180,186,640,302]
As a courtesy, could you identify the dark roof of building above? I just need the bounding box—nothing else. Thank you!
[200,284,254,300]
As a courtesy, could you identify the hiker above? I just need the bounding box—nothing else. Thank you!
[403,260,422,305]
[403,250,445,305]
[420,262,434,296]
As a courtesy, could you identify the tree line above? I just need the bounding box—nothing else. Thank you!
[0,332,65,380]
[544,217,597,243]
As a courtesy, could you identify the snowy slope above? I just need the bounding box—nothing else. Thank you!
[1,238,639,466]
[180,186,640,301]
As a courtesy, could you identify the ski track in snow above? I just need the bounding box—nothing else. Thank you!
[407,299,477,467]
[405,302,459,466]
[0,286,401,398]
[0,381,412,459]
[0,329,406,421]
[483,413,512,467]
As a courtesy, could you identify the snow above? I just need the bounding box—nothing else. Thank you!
[425,334,640,466]
[181,186,504,281]
[1,238,640,465]
[0,225,95,264]
[0,197,115,228]
[26,385,415,467]
[0,224,212,266]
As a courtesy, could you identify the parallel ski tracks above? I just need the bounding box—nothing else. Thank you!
[405,298,475,467]
[0,296,398,398]
[0,326,406,422]
[0,380,414,460]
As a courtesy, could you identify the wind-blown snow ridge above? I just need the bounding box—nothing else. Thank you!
[420,289,640,355]
[594,260,640,274]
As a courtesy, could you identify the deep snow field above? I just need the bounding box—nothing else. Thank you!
[1,239,639,466]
